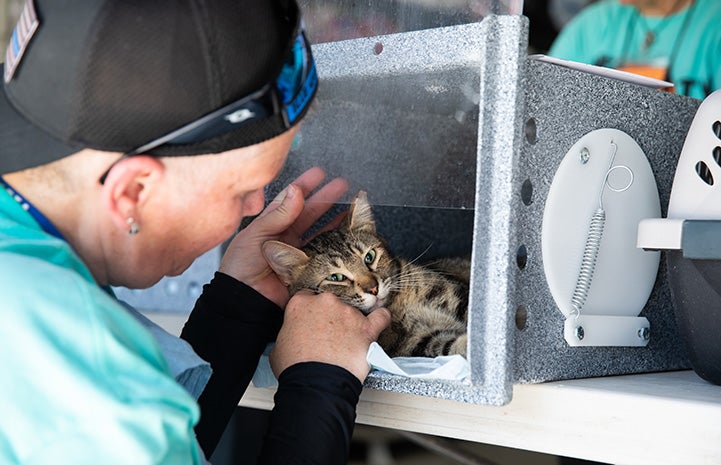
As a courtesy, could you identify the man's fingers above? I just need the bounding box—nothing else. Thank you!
[366,307,392,340]
[293,177,350,233]
[259,167,349,241]
[292,289,315,298]
[292,166,327,197]
[302,211,347,244]
[306,176,350,204]
[259,167,326,219]
[254,184,305,233]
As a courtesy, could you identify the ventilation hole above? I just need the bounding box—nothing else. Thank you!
[714,147,721,167]
[696,161,714,185]
[524,118,537,145]
[516,245,528,270]
[713,121,721,139]
[521,179,533,205]
[515,305,528,331]
[373,42,383,55]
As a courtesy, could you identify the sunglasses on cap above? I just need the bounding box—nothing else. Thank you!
[99,22,317,184]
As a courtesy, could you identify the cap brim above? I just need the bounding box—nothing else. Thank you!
[1,68,76,175]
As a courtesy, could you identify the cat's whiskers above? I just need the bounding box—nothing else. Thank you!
[265,191,469,358]
[421,269,459,279]
[394,274,429,284]
[409,261,463,279]
[406,244,434,266]
[396,267,434,279]
[386,275,429,290]
[388,273,425,286]
[391,270,429,281]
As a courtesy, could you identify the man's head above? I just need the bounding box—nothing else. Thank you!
[0,0,318,288]
[1,0,317,175]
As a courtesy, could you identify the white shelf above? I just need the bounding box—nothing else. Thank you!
[241,371,721,465]
[146,312,721,465]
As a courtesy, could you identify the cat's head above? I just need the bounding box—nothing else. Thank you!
[262,191,399,314]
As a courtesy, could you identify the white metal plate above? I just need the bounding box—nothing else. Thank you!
[542,129,661,334]
[564,315,651,347]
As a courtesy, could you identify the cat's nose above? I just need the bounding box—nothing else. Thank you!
[365,285,378,296]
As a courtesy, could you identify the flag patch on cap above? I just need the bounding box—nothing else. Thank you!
[4,0,39,84]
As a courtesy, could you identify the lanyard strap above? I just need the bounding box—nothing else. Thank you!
[0,176,66,241]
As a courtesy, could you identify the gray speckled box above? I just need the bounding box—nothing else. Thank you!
[512,59,695,386]
[126,15,696,405]
[269,15,695,405]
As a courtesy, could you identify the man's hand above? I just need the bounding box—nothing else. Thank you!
[218,167,348,308]
[270,291,392,382]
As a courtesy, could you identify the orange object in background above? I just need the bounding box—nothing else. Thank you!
[618,63,675,92]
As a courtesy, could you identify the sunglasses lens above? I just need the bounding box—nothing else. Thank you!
[278,34,309,104]
[278,29,317,125]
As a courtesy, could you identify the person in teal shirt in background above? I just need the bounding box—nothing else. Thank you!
[0,0,391,464]
[549,0,721,99]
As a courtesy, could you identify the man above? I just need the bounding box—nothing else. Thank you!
[549,0,721,99]
[0,0,390,463]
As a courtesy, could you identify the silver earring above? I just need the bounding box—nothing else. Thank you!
[127,217,139,235]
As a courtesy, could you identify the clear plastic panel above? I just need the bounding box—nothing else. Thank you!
[268,7,526,209]
[272,66,481,209]
[267,20,497,209]
[300,0,524,43]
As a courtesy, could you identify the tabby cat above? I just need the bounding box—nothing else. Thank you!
[262,191,469,358]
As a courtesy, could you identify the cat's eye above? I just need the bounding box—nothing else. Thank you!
[364,250,376,265]
[328,273,347,282]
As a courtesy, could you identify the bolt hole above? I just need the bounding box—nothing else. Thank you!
[521,179,533,205]
[373,42,383,55]
[696,160,714,185]
[524,118,537,145]
[713,121,721,139]
[515,305,528,331]
[713,147,721,167]
[516,244,528,270]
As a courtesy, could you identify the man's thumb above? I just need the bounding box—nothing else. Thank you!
[366,307,392,340]
[258,184,303,228]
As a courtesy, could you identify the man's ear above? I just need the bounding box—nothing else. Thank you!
[100,155,165,233]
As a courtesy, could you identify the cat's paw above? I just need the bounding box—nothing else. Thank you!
[451,334,468,357]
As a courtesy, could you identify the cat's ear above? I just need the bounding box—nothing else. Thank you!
[346,190,376,233]
[262,241,309,286]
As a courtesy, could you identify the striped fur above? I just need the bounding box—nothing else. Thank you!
[262,191,469,358]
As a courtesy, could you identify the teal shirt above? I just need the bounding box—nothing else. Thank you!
[549,0,721,99]
[0,188,206,464]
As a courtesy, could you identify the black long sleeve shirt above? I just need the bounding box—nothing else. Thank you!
[180,272,361,464]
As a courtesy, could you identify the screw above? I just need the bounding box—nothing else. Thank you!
[638,327,650,341]
[579,147,590,164]
[575,326,585,341]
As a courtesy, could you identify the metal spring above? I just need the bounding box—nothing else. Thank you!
[569,207,606,319]
[568,140,623,320]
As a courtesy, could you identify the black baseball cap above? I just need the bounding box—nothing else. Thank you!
[1,0,318,176]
